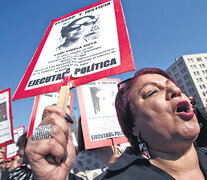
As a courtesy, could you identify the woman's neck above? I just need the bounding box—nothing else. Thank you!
[149,144,204,179]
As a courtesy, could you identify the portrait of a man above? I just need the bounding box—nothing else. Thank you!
[90,87,116,115]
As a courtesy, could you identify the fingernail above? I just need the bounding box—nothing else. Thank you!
[65,114,74,124]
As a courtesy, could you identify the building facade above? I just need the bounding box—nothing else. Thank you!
[166,53,207,116]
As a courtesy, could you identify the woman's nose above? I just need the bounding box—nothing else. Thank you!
[166,84,182,100]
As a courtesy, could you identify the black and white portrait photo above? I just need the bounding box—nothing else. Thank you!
[90,86,116,115]
[57,15,100,50]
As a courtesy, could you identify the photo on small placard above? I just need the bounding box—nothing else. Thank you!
[90,86,116,115]
[77,78,129,149]
[0,88,14,148]
[0,102,8,122]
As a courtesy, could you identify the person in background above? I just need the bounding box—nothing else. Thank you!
[189,96,207,147]
[1,158,15,180]
[16,132,30,166]
[195,108,207,147]
[25,68,207,179]
[9,132,33,180]
[71,118,121,180]
[0,148,5,178]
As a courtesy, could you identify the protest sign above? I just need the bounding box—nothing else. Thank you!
[76,78,128,149]
[5,126,25,160]
[13,0,135,100]
[0,88,14,148]
[27,92,74,138]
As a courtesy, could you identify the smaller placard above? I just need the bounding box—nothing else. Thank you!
[0,88,14,148]
[77,78,128,149]
[27,92,74,138]
[5,126,25,160]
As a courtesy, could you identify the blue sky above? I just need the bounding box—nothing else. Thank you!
[1,0,207,130]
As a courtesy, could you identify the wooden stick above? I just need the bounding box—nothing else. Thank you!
[111,137,118,155]
[46,75,71,164]
[57,75,71,110]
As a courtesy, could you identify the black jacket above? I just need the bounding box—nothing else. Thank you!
[94,147,207,180]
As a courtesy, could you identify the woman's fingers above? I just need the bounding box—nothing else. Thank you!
[26,105,75,180]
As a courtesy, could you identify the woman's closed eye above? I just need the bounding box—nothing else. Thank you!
[147,90,158,97]
[141,89,158,99]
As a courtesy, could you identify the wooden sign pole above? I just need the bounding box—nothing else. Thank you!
[47,75,71,164]
[57,75,71,110]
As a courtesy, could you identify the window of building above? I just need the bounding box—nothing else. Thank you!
[196,57,202,62]
[172,66,177,72]
[203,91,207,97]
[199,64,205,68]
[181,68,186,73]
[195,71,200,75]
[177,79,182,84]
[175,72,179,79]
[167,71,171,76]
[191,65,197,69]
[180,85,185,91]
[196,78,203,82]
[189,88,194,94]
[189,81,192,85]
[200,84,206,89]
[187,58,194,63]
[186,81,192,87]
[193,71,200,76]
[183,74,189,80]
[178,61,183,67]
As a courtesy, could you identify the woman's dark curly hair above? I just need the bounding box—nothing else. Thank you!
[115,68,178,152]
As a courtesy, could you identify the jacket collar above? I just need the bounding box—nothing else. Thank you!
[196,146,207,178]
[108,146,207,173]
[108,147,147,171]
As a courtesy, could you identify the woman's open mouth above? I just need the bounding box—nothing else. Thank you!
[175,100,194,120]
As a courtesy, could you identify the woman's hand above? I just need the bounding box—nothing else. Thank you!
[26,106,76,180]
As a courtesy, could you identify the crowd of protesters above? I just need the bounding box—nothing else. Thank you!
[0,68,207,180]
[24,67,207,180]
[0,132,33,180]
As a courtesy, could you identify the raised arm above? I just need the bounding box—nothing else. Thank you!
[26,106,76,180]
